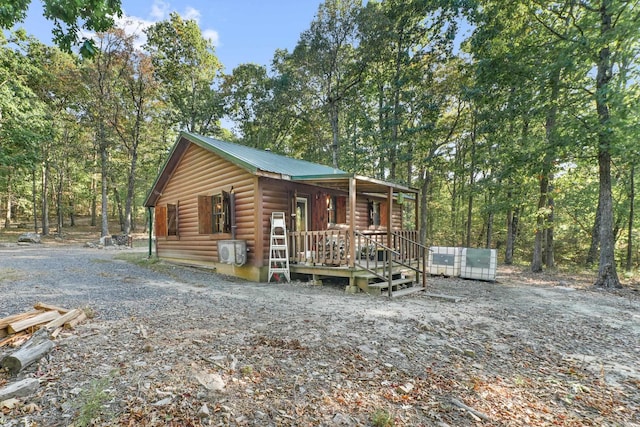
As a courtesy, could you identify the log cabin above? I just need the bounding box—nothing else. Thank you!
[144,132,427,297]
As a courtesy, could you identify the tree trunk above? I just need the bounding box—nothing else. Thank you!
[546,182,555,268]
[594,2,621,288]
[100,139,110,238]
[56,166,64,234]
[532,174,548,273]
[419,168,431,246]
[31,168,38,233]
[330,100,339,169]
[4,170,11,229]
[626,164,635,271]
[41,160,49,236]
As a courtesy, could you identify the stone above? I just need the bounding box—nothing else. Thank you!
[195,371,225,392]
[197,403,210,418]
[17,232,41,244]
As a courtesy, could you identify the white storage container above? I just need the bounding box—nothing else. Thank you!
[460,248,497,281]
[428,246,462,277]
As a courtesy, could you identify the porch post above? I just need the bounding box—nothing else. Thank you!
[349,177,356,268]
[387,186,393,297]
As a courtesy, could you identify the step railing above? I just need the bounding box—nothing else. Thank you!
[354,231,427,296]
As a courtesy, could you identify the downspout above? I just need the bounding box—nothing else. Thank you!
[230,188,237,240]
[148,207,153,259]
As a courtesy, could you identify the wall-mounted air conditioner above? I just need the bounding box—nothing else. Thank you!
[218,240,247,266]
[428,246,461,277]
[460,248,496,281]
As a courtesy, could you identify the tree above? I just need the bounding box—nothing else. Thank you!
[145,13,223,135]
[290,0,363,169]
[0,0,122,56]
[530,0,639,288]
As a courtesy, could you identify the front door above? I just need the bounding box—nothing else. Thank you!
[296,197,308,253]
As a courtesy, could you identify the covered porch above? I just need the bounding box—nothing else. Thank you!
[283,175,427,296]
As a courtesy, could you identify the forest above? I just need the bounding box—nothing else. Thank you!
[0,0,638,288]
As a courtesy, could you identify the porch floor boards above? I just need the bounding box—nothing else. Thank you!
[289,260,425,297]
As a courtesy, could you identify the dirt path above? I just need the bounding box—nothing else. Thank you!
[1,245,639,426]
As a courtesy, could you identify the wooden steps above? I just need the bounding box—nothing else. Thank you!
[364,276,424,298]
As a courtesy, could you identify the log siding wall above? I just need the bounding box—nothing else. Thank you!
[155,143,255,266]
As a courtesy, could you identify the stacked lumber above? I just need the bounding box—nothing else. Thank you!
[0,302,87,348]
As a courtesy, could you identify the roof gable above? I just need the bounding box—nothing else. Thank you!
[186,132,348,179]
[144,132,349,207]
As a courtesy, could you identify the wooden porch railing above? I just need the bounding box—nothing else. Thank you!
[288,230,350,266]
[288,229,424,273]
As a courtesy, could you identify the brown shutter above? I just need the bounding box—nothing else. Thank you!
[198,195,213,234]
[336,196,347,224]
[380,201,388,229]
[155,206,167,237]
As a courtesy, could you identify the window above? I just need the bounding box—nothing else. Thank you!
[368,201,381,226]
[198,192,230,234]
[155,203,179,238]
[327,195,347,225]
[167,203,178,236]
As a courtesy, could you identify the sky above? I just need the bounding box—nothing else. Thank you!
[17,0,324,72]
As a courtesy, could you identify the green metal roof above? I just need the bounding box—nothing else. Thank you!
[186,132,350,179]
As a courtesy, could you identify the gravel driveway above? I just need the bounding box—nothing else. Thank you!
[1,243,639,426]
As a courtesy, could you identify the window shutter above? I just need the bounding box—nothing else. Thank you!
[222,191,231,233]
[380,201,388,228]
[155,206,167,237]
[198,195,213,234]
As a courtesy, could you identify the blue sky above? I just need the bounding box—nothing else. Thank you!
[17,0,324,72]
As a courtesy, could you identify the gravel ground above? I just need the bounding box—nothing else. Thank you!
[1,243,639,426]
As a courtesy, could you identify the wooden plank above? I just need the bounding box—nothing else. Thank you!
[424,293,463,303]
[65,311,87,329]
[8,311,60,334]
[44,309,81,330]
[0,310,44,330]
[33,302,70,314]
[0,331,27,348]
[0,378,40,401]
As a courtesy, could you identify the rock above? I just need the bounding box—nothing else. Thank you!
[17,232,41,243]
[398,382,414,394]
[152,397,172,406]
[331,412,353,425]
[464,349,476,358]
[195,371,225,391]
[197,403,210,418]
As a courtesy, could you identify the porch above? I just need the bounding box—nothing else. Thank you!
[287,229,428,297]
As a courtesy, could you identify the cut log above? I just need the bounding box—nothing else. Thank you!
[1,339,55,375]
[33,302,69,314]
[65,311,87,329]
[0,310,43,330]
[0,378,40,401]
[7,311,60,334]
[0,328,7,339]
[45,309,81,330]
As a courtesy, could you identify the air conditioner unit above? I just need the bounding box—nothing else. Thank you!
[428,246,461,277]
[460,248,497,281]
[218,240,247,266]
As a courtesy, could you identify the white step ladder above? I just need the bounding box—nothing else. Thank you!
[268,212,290,282]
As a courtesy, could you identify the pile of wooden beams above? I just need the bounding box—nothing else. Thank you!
[0,303,89,404]
[0,302,87,349]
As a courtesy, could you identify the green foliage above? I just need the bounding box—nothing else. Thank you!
[371,408,394,427]
[74,375,114,426]
[0,0,122,56]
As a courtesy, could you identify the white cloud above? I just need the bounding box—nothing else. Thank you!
[202,29,220,47]
[183,7,201,22]
[150,0,170,20]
